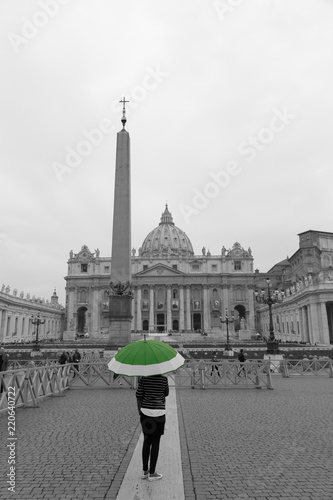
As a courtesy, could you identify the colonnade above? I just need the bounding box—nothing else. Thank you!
[130,284,255,333]
[260,301,331,345]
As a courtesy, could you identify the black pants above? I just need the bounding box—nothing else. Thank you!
[142,433,161,474]
[140,412,165,473]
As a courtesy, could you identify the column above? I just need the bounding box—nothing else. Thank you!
[320,302,330,344]
[149,286,155,332]
[0,309,3,343]
[203,285,209,332]
[308,303,319,344]
[67,287,76,331]
[179,285,185,332]
[247,286,256,333]
[87,312,92,333]
[131,286,135,331]
[92,286,100,335]
[222,284,229,310]
[186,286,191,332]
[303,306,310,342]
[136,287,142,331]
[166,286,172,331]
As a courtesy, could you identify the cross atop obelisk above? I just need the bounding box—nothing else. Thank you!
[119,97,129,129]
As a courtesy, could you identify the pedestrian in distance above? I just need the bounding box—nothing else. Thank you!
[136,374,169,482]
[58,351,69,365]
[72,349,81,377]
[237,349,246,376]
[210,351,220,377]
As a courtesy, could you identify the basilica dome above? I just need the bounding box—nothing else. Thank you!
[139,205,194,257]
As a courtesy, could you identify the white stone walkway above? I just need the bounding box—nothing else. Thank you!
[115,385,185,499]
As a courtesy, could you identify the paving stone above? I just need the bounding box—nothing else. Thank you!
[1,376,333,499]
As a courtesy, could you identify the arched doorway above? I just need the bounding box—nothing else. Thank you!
[172,319,179,332]
[234,305,246,331]
[77,307,88,334]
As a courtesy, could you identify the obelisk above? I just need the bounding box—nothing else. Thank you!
[108,98,133,346]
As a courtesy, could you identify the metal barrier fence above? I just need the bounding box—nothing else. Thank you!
[8,359,59,370]
[281,358,333,378]
[168,360,273,390]
[0,359,274,413]
[2,358,333,413]
[0,364,71,414]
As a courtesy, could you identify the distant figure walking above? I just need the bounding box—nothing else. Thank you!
[58,351,69,365]
[237,349,246,376]
[72,349,81,376]
[136,375,169,482]
[211,351,220,377]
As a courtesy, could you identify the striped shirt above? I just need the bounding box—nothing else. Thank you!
[136,375,169,414]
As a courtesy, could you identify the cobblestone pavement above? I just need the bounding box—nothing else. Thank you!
[1,377,333,500]
[177,377,333,500]
[0,387,140,500]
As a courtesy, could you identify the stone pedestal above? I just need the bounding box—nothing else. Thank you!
[264,354,284,373]
[266,339,280,354]
[108,295,132,346]
[239,329,251,340]
[63,330,76,341]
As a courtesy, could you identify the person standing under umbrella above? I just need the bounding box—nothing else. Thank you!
[136,374,169,482]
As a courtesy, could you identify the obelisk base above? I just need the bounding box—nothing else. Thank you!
[108,295,132,346]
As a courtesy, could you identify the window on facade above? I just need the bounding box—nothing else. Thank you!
[104,266,110,273]
[234,261,241,270]
[80,290,87,303]
[143,265,148,270]
[211,264,217,272]
[173,289,178,299]
[192,264,200,271]
[143,289,149,298]
[81,264,88,272]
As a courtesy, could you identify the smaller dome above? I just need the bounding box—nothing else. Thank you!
[140,205,194,257]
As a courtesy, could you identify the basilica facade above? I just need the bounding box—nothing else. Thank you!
[65,206,256,339]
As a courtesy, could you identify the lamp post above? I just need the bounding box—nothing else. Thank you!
[220,308,234,351]
[31,312,45,351]
[255,279,284,355]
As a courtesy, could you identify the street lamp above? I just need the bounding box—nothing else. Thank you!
[220,308,234,351]
[31,312,45,351]
[255,279,284,355]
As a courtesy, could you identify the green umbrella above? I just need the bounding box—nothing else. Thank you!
[107,339,185,377]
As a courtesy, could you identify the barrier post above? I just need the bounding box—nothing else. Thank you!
[254,361,261,389]
[266,361,273,390]
[282,358,289,378]
[23,368,39,408]
[329,360,333,379]
[198,360,205,389]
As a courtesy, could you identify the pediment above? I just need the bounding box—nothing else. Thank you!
[134,263,185,277]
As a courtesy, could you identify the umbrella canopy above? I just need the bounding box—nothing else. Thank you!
[107,339,185,377]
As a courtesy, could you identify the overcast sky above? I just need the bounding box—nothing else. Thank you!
[1,0,332,305]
